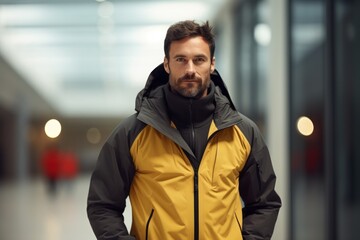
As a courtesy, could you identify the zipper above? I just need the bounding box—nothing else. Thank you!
[145,209,154,240]
[189,99,195,153]
[189,99,199,240]
[194,167,199,240]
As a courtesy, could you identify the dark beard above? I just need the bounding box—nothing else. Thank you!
[172,79,210,99]
[168,66,211,98]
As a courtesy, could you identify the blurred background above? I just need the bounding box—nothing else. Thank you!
[0,0,359,239]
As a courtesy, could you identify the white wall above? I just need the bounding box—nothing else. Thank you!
[267,0,289,239]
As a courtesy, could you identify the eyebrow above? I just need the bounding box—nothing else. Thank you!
[173,54,208,59]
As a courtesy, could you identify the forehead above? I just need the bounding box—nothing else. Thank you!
[169,36,211,57]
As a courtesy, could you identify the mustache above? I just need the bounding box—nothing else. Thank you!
[179,73,201,81]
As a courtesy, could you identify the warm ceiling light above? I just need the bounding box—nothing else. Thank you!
[44,119,62,139]
[296,116,314,136]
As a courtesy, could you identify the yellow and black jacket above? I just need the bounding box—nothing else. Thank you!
[87,64,281,240]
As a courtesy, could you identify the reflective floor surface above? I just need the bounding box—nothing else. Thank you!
[0,174,132,240]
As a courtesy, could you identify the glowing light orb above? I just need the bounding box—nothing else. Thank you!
[297,116,314,136]
[44,119,62,139]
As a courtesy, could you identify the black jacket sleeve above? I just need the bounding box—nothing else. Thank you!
[87,121,136,240]
[239,123,282,240]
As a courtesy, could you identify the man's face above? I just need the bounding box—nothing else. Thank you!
[164,36,215,99]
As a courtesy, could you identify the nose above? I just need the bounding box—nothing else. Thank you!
[185,60,195,74]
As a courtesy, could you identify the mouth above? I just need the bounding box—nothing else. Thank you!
[179,75,201,83]
[179,80,199,87]
[182,79,197,82]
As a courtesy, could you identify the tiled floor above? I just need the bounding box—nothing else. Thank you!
[0,174,132,240]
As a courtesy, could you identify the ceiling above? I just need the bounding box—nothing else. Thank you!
[0,0,228,118]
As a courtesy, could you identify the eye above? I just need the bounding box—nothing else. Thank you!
[194,57,206,64]
[175,57,186,62]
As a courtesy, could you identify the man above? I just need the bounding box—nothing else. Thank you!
[87,20,281,240]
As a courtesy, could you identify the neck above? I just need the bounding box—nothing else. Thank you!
[164,81,215,127]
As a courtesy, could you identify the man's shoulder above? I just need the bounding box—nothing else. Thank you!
[113,113,146,132]
[237,112,257,127]
[235,112,268,149]
[106,113,147,144]
[235,112,262,136]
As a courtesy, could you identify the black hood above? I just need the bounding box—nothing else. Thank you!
[135,63,236,112]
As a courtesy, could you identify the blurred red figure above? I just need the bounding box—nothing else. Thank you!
[41,146,61,193]
[60,152,79,180]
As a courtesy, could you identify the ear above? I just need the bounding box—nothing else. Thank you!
[210,57,215,73]
[163,57,170,74]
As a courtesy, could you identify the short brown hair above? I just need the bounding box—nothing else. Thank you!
[164,20,215,59]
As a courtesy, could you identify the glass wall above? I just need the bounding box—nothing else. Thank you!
[289,0,326,239]
[289,0,360,239]
[334,1,360,239]
[216,0,359,238]
[232,0,270,131]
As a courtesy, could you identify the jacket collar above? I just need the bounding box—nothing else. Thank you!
[136,64,242,136]
[135,63,237,112]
